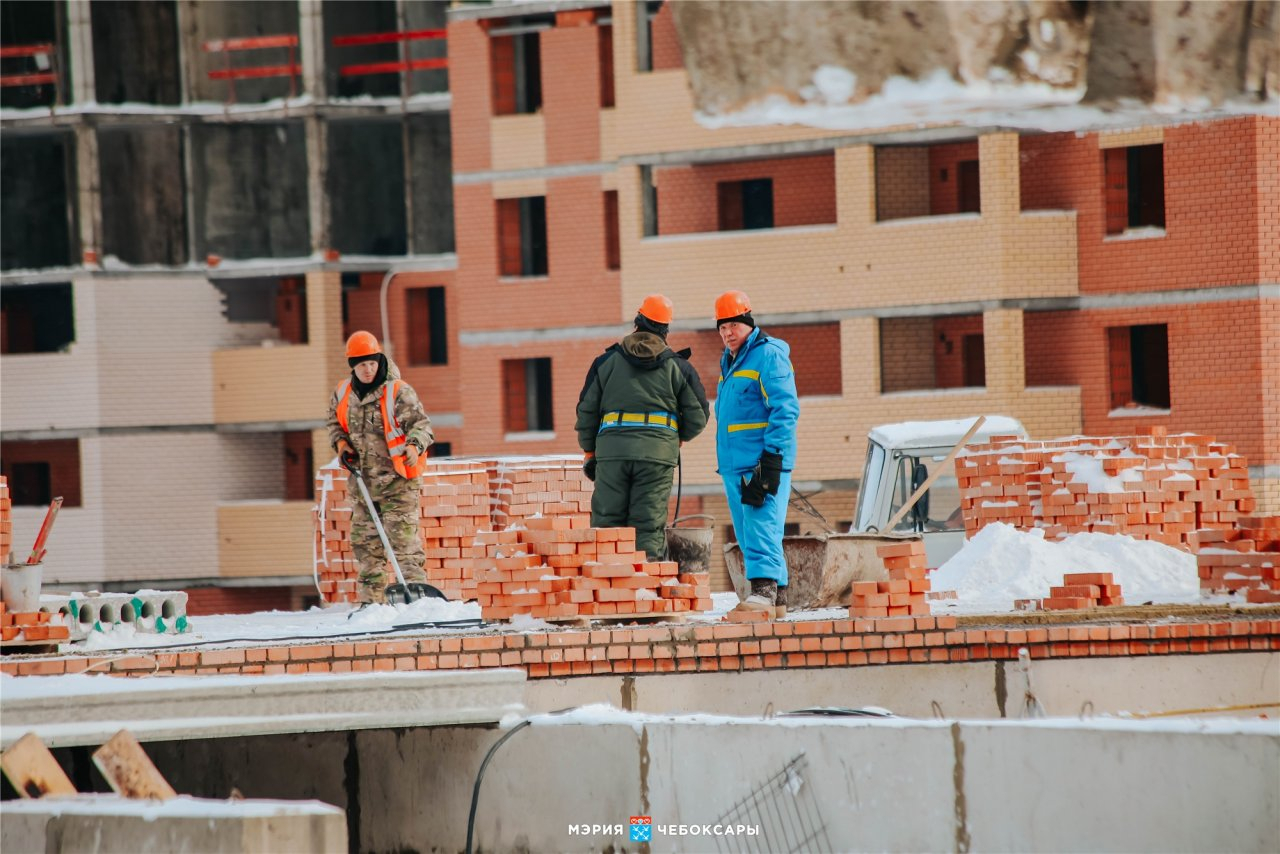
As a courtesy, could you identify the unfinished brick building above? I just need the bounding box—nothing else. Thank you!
[2,0,1276,611]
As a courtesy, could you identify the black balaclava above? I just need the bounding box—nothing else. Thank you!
[717,311,755,329]
[349,353,388,398]
[634,312,670,340]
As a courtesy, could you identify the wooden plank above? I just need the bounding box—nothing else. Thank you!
[0,732,76,798]
[92,729,177,800]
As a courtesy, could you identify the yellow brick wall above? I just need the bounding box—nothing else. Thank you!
[218,501,315,578]
[1098,127,1165,149]
[490,114,546,171]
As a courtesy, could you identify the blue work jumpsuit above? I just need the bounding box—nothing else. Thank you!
[715,328,800,585]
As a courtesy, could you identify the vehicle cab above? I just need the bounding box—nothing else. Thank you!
[850,416,1028,566]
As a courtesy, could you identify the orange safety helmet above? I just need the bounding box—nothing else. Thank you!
[637,294,674,325]
[346,330,382,360]
[714,290,752,321]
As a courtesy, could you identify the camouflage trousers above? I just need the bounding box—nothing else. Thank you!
[350,476,427,603]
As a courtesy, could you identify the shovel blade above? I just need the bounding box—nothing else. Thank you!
[384,582,448,604]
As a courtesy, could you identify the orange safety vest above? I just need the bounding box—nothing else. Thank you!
[335,378,428,479]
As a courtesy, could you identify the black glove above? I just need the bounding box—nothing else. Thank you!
[757,451,783,496]
[583,456,597,482]
[339,443,360,474]
[740,473,766,507]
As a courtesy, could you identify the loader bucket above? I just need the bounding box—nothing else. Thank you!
[724,532,907,610]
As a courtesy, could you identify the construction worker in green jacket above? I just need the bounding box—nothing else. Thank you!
[576,295,710,559]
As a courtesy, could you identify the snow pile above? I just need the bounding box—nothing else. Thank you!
[931,522,1199,611]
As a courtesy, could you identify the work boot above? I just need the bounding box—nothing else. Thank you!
[728,578,777,620]
[774,586,788,620]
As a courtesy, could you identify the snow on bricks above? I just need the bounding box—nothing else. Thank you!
[0,601,72,644]
[851,539,932,619]
[1191,516,1280,603]
[955,428,1255,548]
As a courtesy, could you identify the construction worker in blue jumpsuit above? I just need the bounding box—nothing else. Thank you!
[713,290,800,619]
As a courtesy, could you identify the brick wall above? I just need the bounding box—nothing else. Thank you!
[655,154,837,235]
[183,585,300,616]
[7,614,1277,679]
[1023,300,1273,467]
[650,1,684,71]
[928,141,980,215]
[543,20,603,165]
[875,146,931,220]
[1019,116,1275,293]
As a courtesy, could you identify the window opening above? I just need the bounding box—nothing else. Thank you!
[0,283,74,354]
[407,286,448,365]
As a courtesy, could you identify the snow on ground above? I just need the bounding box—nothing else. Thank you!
[42,523,1250,653]
[930,522,1203,614]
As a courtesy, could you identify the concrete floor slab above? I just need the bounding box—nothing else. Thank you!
[0,670,526,748]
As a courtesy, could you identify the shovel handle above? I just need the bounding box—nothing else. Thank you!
[349,470,409,588]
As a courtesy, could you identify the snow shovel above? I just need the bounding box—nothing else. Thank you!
[349,469,445,605]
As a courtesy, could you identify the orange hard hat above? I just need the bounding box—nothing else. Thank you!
[714,290,752,321]
[638,294,674,325]
[346,330,382,359]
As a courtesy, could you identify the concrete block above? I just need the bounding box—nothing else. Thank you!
[0,794,345,853]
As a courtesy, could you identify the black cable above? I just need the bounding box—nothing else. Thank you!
[465,708,575,854]
[69,618,486,653]
[466,719,531,854]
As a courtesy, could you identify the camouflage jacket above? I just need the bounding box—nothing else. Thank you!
[326,357,433,487]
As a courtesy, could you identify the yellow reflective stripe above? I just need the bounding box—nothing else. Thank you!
[727,422,768,433]
[599,411,679,431]
[731,369,759,380]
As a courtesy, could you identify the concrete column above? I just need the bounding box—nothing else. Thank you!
[837,144,876,231]
[978,132,1020,222]
[298,0,327,101]
[983,307,1026,396]
[299,1,330,255]
[73,124,101,264]
[64,0,95,105]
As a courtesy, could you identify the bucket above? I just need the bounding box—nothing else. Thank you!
[665,515,715,574]
[2,563,43,612]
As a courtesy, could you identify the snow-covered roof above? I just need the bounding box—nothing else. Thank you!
[868,415,1026,451]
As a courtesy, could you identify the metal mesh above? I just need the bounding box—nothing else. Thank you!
[713,753,832,853]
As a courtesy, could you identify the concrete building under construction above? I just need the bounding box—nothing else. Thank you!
[1,0,1277,611]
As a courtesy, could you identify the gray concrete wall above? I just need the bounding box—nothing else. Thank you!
[185,0,300,105]
[98,126,188,265]
[192,122,310,259]
[524,652,1280,720]
[1,132,76,270]
[409,111,455,253]
[327,120,407,256]
[90,0,182,105]
[353,714,1280,853]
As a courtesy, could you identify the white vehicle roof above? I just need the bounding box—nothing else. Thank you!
[868,415,1027,452]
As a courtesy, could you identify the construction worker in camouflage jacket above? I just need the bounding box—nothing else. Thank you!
[327,331,434,604]
[576,295,710,559]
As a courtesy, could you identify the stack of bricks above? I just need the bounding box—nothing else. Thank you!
[1,603,71,645]
[471,517,711,622]
[0,476,10,563]
[310,456,596,605]
[1040,572,1125,611]
[418,460,493,600]
[313,464,358,604]
[486,457,593,530]
[1192,515,1280,603]
[851,539,931,618]
[956,428,1255,548]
